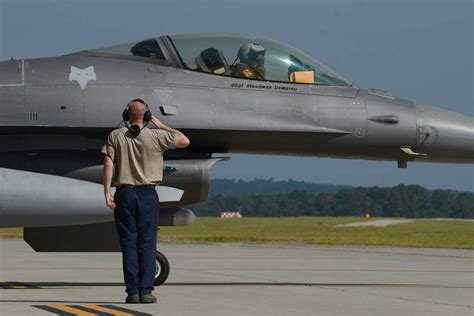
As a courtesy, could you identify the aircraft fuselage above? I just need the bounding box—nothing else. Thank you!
[1,53,472,168]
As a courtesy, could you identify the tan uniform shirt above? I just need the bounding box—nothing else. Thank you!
[101,127,178,187]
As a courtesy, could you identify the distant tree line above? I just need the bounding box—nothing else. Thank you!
[209,178,345,196]
[193,184,474,219]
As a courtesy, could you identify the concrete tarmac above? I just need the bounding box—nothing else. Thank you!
[0,240,472,315]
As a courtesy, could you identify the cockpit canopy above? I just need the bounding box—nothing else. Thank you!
[89,38,166,60]
[88,34,351,86]
[169,34,351,86]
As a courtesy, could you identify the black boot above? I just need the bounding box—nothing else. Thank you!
[140,293,157,303]
[125,293,140,304]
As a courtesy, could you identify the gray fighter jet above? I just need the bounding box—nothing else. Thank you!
[0,34,472,285]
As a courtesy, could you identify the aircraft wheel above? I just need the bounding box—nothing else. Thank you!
[154,250,170,286]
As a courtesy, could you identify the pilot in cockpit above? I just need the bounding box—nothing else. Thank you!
[228,43,266,80]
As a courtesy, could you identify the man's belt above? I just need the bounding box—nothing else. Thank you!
[116,184,156,189]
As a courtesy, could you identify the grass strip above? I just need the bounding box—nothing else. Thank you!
[1,217,472,249]
[159,217,474,249]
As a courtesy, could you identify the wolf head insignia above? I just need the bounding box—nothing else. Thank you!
[69,66,96,89]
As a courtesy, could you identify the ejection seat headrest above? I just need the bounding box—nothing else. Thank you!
[196,47,228,75]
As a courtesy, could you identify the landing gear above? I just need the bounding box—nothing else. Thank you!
[154,250,170,286]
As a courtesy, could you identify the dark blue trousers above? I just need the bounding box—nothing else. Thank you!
[114,187,159,295]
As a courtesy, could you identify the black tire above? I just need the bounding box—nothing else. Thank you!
[154,250,170,286]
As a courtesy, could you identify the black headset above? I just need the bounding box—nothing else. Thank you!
[122,98,152,138]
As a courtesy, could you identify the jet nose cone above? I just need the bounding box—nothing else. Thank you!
[415,103,474,163]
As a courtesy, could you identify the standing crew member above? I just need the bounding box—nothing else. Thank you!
[102,99,190,304]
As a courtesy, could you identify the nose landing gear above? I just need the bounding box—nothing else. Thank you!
[154,250,170,286]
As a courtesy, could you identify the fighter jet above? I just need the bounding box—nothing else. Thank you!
[0,34,472,285]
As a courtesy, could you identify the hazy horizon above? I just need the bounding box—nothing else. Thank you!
[208,176,473,192]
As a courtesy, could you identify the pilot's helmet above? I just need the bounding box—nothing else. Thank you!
[238,43,266,65]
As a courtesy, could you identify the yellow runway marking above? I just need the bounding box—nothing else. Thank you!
[82,304,133,315]
[47,305,98,316]
[33,304,153,315]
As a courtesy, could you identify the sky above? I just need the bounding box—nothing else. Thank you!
[0,0,472,191]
